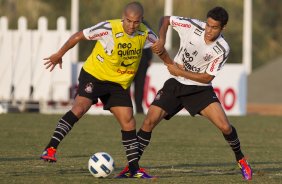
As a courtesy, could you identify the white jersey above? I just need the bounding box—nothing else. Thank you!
[83,20,158,55]
[170,16,230,86]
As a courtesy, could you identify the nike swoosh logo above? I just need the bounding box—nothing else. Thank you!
[121,61,134,67]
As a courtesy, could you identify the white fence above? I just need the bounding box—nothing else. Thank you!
[0,16,73,103]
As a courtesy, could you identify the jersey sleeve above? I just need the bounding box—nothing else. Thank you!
[143,29,158,49]
[206,38,230,76]
[206,54,228,76]
[169,16,193,38]
[83,21,112,41]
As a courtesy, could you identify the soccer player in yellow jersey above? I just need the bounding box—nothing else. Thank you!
[40,2,159,178]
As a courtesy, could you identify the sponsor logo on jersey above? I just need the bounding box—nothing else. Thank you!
[117,42,142,57]
[184,62,200,73]
[171,20,191,28]
[121,61,135,67]
[181,48,200,72]
[117,68,136,75]
[210,58,220,72]
[118,42,132,49]
[88,31,108,39]
[181,51,200,72]
[183,48,193,62]
[85,82,94,93]
[115,32,124,38]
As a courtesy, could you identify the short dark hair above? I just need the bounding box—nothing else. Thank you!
[207,7,229,27]
[124,1,144,16]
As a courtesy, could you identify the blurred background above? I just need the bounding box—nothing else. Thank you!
[0,0,281,115]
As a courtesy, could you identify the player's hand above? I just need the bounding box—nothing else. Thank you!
[43,53,63,72]
[151,39,165,55]
[166,62,184,77]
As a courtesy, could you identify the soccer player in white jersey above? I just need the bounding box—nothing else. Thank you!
[133,7,253,180]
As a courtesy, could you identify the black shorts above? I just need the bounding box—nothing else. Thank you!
[77,68,132,110]
[151,78,220,119]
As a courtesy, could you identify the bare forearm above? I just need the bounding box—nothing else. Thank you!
[57,31,84,56]
[179,70,214,84]
[158,16,170,43]
[158,49,174,65]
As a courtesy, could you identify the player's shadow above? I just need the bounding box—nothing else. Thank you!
[64,154,90,158]
[0,153,90,162]
[144,161,282,178]
[148,160,282,168]
[0,157,38,162]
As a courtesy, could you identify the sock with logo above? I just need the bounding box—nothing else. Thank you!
[137,129,151,160]
[45,110,79,149]
[121,130,140,174]
[223,125,244,161]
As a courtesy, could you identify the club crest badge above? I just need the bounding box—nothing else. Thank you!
[203,53,213,61]
[85,82,94,93]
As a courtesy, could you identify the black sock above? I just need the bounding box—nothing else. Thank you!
[45,110,79,149]
[121,130,139,174]
[137,129,151,160]
[223,125,244,161]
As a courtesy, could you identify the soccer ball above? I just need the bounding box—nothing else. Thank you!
[88,152,115,178]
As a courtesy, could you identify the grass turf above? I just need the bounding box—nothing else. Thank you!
[0,113,282,183]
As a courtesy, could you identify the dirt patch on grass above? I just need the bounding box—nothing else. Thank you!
[247,103,282,116]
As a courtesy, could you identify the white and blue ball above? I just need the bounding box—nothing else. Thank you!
[88,152,115,178]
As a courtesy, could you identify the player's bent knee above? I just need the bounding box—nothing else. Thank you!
[71,106,87,118]
[220,124,232,135]
[120,122,136,131]
[142,118,155,131]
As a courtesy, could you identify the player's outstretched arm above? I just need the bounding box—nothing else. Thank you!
[152,16,171,56]
[158,16,170,49]
[44,31,86,72]
[151,16,174,65]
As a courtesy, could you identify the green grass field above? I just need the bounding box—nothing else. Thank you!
[0,113,282,184]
